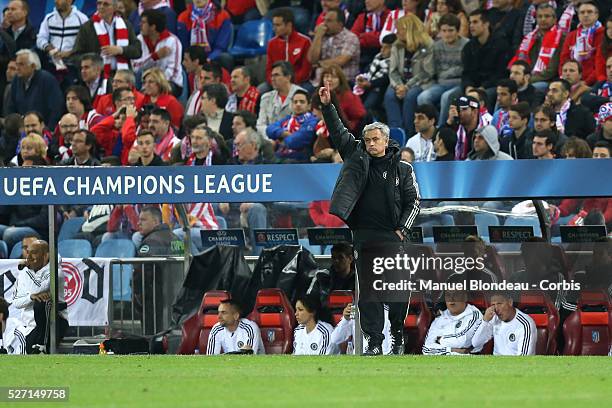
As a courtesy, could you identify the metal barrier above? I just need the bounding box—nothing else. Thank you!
[107,257,186,337]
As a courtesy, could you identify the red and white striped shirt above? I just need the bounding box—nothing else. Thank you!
[133,30,184,88]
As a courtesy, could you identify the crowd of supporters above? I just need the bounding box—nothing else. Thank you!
[0,0,611,255]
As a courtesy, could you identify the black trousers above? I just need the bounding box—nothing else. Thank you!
[25,301,69,354]
[353,229,410,348]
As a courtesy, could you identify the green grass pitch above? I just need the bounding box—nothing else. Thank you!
[1,355,611,407]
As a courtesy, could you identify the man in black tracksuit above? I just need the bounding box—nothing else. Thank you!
[319,85,420,355]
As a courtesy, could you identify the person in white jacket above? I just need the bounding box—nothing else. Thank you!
[132,9,183,93]
[0,296,27,354]
[472,291,537,355]
[422,289,484,355]
[36,1,89,62]
[331,303,392,354]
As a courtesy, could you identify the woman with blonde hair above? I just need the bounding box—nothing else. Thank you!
[141,67,184,128]
[319,64,366,133]
[10,133,49,166]
[383,14,434,136]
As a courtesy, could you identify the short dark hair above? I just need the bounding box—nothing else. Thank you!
[534,104,557,124]
[202,83,229,108]
[552,78,572,93]
[497,78,518,94]
[202,62,222,81]
[534,129,558,146]
[562,59,583,74]
[75,129,97,148]
[112,87,133,104]
[577,0,599,12]
[234,110,257,129]
[272,7,294,25]
[137,129,155,139]
[331,242,353,258]
[593,141,612,155]
[509,102,531,120]
[141,9,166,33]
[415,104,438,122]
[439,13,461,31]
[141,206,162,223]
[511,60,531,76]
[400,146,415,158]
[381,33,397,44]
[292,89,311,103]
[469,9,489,24]
[80,53,103,68]
[220,299,242,314]
[326,7,345,25]
[182,114,208,133]
[0,296,9,321]
[23,110,44,124]
[186,45,208,66]
[271,60,295,82]
[150,107,171,123]
[66,85,93,111]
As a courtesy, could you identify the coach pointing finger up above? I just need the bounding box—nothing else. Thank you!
[320,82,420,356]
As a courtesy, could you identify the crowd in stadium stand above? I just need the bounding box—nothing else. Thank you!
[0,2,611,255]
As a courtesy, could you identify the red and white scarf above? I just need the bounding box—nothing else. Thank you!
[155,128,178,161]
[92,12,129,78]
[572,21,602,62]
[144,29,171,56]
[226,86,260,114]
[190,2,216,51]
[365,10,385,32]
[558,4,575,34]
[315,120,329,139]
[185,150,213,166]
[556,98,572,134]
[510,25,563,74]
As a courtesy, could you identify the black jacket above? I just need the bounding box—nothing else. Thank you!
[461,34,510,90]
[138,224,184,257]
[518,84,544,109]
[322,103,420,233]
[565,101,596,139]
[500,127,535,159]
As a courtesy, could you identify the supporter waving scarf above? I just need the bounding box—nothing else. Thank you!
[190,1,216,50]
[510,25,563,74]
[572,21,603,62]
[558,4,575,34]
[92,12,130,77]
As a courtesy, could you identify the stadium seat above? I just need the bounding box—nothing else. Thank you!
[563,291,612,355]
[0,240,7,259]
[518,291,560,355]
[95,239,137,302]
[403,292,432,354]
[248,288,296,354]
[389,127,406,147]
[328,290,354,326]
[58,217,85,241]
[177,290,231,355]
[216,215,227,230]
[475,212,500,236]
[58,239,92,258]
[9,242,22,259]
[228,19,273,58]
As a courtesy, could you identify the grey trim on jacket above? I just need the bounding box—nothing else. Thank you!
[388,42,434,89]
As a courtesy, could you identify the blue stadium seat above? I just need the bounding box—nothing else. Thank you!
[58,217,85,241]
[58,239,92,258]
[0,240,7,259]
[10,242,22,259]
[475,212,500,236]
[216,216,227,230]
[390,127,406,147]
[229,19,273,58]
[95,239,136,302]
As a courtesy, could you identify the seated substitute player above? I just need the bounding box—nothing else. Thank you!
[331,302,391,354]
[472,292,537,355]
[206,299,265,355]
[293,296,338,355]
[422,287,484,355]
[0,297,27,355]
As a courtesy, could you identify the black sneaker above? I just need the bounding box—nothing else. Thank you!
[363,344,383,356]
[390,331,405,355]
